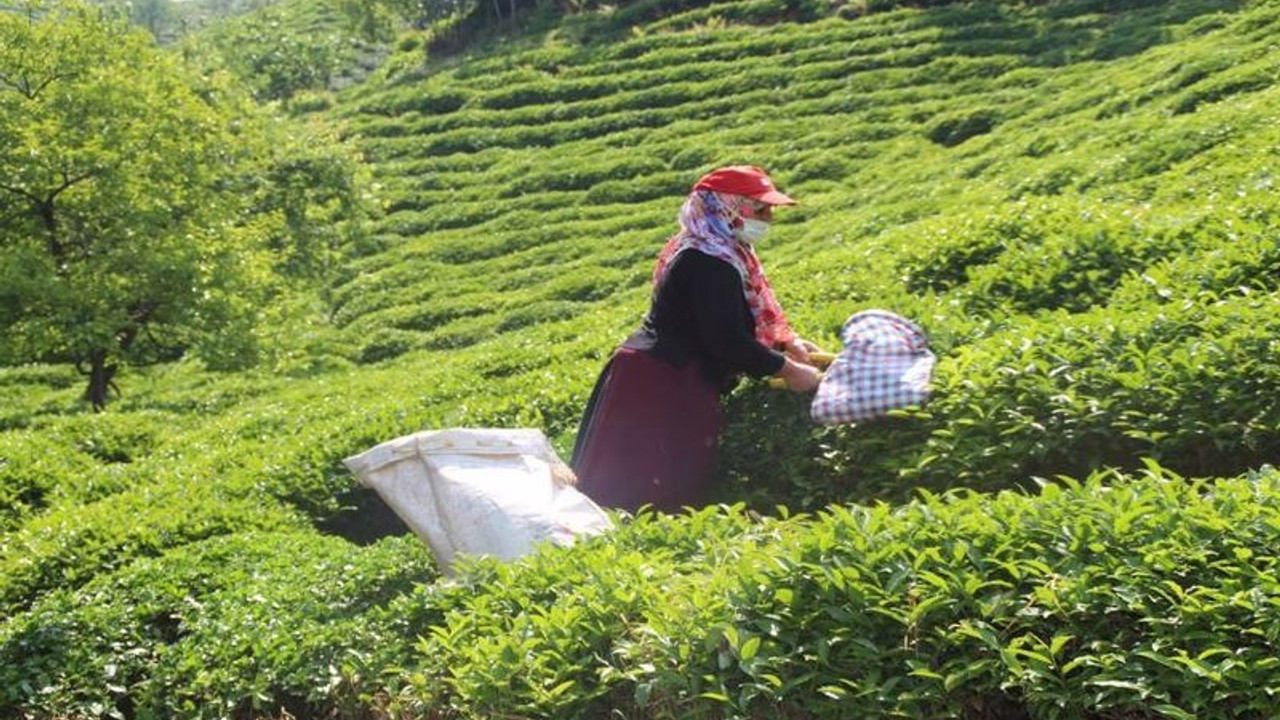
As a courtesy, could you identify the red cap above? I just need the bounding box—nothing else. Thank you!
[692,165,796,205]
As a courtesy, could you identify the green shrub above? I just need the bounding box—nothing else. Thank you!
[584,171,690,204]
[895,210,1020,295]
[0,532,436,719]
[355,87,471,116]
[0,433,99,532]
[45,411,173,464]
[925,109,1000,147]
[0,484,306,616]
[539,269,630,302]
[677,468,1280,719]
[287,90,334,114]
[501,155,669,197]
[0,364,79,389]
[385,505,792,718]
[371,469,1280,719]
[495,300,584,332]
[897,297,1280,493]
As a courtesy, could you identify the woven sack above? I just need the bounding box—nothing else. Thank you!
[811,309,935,425]
[343,428,612,575]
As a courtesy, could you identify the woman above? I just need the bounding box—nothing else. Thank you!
[571,165,823,513]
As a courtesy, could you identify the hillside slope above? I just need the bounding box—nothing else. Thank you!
[327,0,1280,504]
[3,0,1280,717]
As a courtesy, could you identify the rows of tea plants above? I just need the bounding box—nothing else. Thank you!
[321,0,1280,504]
[4,0,1280,716]
[8,466,1280,718]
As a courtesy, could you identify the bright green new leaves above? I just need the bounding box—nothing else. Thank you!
[0,531,436,719]
[0,0,268,409]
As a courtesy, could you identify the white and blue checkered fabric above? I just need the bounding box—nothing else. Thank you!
[811,309,935,425]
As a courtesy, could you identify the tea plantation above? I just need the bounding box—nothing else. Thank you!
[3,0,1280,717]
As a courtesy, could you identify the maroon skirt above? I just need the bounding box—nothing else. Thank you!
[572,348,722,513]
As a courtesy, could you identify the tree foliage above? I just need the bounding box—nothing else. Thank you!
[119,0,176,41]
[0,0,371,408]
[373,0,472,28]
[183,0,382,102]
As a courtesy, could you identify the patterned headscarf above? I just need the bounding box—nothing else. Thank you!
[653,190,795,348]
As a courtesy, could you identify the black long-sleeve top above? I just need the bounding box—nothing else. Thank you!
[622,249,786,383]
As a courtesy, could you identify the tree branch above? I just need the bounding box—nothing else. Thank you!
[0,166,97,206]
[0,168,97,262]
[52,167,100,201]
[0,181,42,206]
[0,70,77,100]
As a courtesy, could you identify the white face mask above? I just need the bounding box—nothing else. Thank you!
[737,218,770,244]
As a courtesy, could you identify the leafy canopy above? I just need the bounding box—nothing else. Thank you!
[0,0,276,408]
[0,0,373,408]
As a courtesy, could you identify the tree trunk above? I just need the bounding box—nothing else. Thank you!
[36,199,66,267]
[84,348,117,412]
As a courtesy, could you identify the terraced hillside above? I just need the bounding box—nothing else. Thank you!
[328,0,1280,503]
[4,0,1280,717]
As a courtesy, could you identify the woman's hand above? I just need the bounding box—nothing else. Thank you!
[776,357,822,393]
[783,337,824,364]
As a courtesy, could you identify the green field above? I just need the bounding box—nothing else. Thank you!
[3,0,1280,717]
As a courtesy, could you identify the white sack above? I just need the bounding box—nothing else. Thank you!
[343,427,612,574]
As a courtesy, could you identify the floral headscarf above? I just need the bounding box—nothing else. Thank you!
[652,190,795,348]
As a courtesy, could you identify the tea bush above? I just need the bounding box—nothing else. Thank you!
[0,464,322,610]
[895,295,1280,493]
[0,531,435,719]
[0,433,100,532]
[678,468,1280,719]
[376,505,799,718]
[355,468,1280,719]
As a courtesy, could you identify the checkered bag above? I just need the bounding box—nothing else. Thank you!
[810,310,936,425]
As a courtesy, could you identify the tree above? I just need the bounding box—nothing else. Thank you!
[104,0,178,42]
[335,0,396,39]
[0,0,272,409]
[186,4,351,102]
[139,0,176,40]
